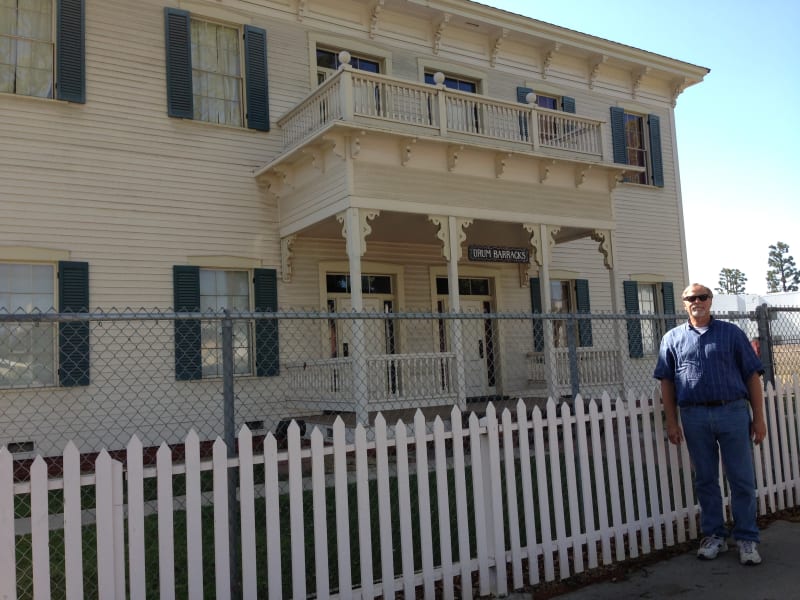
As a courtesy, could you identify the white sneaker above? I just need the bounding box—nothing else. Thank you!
[697,535,728,560]
[737,540,762,565]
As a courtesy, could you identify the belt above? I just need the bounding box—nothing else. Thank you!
[689,399,744,407]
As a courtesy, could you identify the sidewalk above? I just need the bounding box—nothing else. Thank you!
[505,517,800,599]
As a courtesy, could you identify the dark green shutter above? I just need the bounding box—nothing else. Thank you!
[244,25,269,131]
[164,8,193,119]
[662,281,676,331]
[58,261,89,386]
[648,114,664,187]
[561,96,576,113]
[529,277,544,352]
[623,280,643,358]
[610,106,627,164]
[56,0,85,103]
[516,86,533,103]
[173,266,201,380]
[575,279,593,347]
[254,268,279,376]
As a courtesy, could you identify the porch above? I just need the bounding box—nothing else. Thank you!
[286,345,623,421]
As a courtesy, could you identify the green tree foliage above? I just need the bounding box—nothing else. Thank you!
[716,268,747,294]
[766,241,800,293]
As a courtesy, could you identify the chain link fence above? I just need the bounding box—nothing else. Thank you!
[3,305,800,598]
[2,305,799,464]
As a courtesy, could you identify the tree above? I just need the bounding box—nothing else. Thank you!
[716,268,747,294]
[766,241,800,293]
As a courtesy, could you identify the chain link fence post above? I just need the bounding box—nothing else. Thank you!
[756,303,775,389]
[567,315,579,400]
[222,311,241,597]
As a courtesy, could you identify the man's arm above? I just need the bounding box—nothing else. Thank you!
[747,372,766,444]
[660,378,683,445]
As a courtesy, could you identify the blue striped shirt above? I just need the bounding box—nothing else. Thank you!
[653,317,763,406]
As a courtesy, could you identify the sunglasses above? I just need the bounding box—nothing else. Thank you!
[682,294,710,303]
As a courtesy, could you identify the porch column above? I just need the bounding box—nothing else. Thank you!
[592,229,624,395]
[337,207,379,425]
[540,224,559,401]
[429,215,472,409]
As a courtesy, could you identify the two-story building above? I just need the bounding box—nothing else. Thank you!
[0,0,707,454]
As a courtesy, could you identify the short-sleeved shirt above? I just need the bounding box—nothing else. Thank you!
[653,317,763,406]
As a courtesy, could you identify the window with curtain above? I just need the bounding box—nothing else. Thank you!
[623,112,648,184]
[191,18,243,126]
[0,263,56,387]
[199,269,251,377]
[0,0,54,98]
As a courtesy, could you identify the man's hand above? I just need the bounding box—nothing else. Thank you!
[751,418,767,445]
[666,421,683,445]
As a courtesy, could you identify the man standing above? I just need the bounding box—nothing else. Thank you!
[654,283,766,565]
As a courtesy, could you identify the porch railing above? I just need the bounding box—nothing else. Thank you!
[278,66,605,159]
[528,347,622,392]
[286,352,457,410]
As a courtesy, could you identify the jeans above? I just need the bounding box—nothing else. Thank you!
[680,399,759,542]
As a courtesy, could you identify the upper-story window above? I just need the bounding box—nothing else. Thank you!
[610,107,664,187]
[164,8,269,131]
[191,19,243,127]
[424,71,478,93]
[0,0,84,102]
[316,47,380,84]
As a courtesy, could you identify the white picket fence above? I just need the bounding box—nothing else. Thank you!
[2,380,800,600]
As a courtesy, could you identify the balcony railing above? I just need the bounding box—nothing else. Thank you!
[278,67,605,160]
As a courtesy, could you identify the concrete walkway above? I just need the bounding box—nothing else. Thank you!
[505,517,800,599]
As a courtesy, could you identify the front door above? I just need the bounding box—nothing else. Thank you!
[460,299,494,398]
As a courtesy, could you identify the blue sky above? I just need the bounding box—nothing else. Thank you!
[482,0,800,294]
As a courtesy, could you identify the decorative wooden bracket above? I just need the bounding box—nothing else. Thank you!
[495,152,511,178]
[575,165,591,189]
[280,235,296,282]
[428,215,472,262]
[671,76,690,106]
[490,28,508,67]
[337,208,380,258]
[434,14,451,54]
[539,159,556,184]
[447,144,463,172]
[369,0,384,39]
[588,54,607,89]
[591,229,613,269]
[542,42,560,78]
[608,170,626,191]
[632,66,650,98]
[400,137,417,166]
[296,0,307,21]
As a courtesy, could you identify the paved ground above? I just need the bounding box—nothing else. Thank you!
[504,517,800,599]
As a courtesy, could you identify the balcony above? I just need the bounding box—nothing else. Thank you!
[276,66,607,164]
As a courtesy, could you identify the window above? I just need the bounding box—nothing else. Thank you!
[316,47,379,84]
[0,263,55,387]
[199,270,251,377]
[515,87,576,143]
[529,277,592,351]
[173,266,279,380]
[190,20,243,126]
[623,280,675,358]
[0,0,84,102]
[164,8,269,131]
[424,71,477,93]
[610,107,664,187]
[0,260,89,388]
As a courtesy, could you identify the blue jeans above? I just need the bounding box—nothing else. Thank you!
[680,399,759,542]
